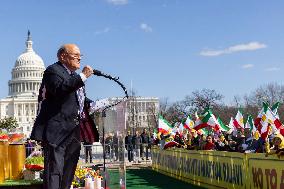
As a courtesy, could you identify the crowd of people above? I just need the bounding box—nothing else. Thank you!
[154,127,284,157]
[122,128,154,163]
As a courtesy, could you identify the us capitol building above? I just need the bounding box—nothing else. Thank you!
[0,31,45,137]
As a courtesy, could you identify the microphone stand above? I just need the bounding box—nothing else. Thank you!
[94,71,129,189]
[101,110,107,189]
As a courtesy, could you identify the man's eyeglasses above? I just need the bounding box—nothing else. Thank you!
[65,53,83,60]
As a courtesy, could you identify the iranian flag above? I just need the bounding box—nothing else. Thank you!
[193,109,220,131]
[245,115,255,132]
[271,102,280,119]
[255,102,284,139]
[217,117,230,132]
[254,102,268,130]
[178,122,184,134]
[233,110,244,130]
[225,117,234,134]
[164,140,179,149]
[184,116,194,130]
[194,112,209,135]
[158,115,173,134]
[228,117,234,129]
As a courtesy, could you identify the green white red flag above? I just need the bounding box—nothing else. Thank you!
[193,109,220,131]
[233,110,244,130]
[245,115,255,132]
[271,102,280,119]
[178,122,184,134]
[184,115,194,130]
[217,117,230,131]
[254,102,284,139]
[158,115,173,134]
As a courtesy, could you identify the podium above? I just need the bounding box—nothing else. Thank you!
[101,100,127,189]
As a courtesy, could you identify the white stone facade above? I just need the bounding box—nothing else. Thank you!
[0,31,45,137]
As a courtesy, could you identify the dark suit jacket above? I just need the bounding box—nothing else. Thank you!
[31,62,84,146]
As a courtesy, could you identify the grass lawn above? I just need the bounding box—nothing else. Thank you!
[108,168,205,189]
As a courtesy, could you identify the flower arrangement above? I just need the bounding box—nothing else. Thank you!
[0,129,9,141]
[72,167,103,188]
[9,133,25,144]
[25,151,44,171]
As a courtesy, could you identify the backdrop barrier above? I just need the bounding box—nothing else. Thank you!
[152,147,284,189]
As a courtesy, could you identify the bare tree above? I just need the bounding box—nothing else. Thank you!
[246,83,284,107]
[146,102,159,131]
[183,88,224,114]
[126,90,140,134]
[233,95,241,107]
[159,97,169,117]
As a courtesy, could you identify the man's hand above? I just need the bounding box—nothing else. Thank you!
[82,65,93,78]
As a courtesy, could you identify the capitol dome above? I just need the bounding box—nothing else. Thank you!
[8,31,45,97]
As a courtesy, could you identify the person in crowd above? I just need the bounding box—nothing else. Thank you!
[185,132,195,150]
[265,133,284,157]
[113,133,119,161]
[238,128,253,152]
[105,133,114,160]
[158,132,171,149]
[232,128,245,152]
[174,132,184,147]
[215,135,228,151]
[132,130,142,163]
[191,129,200,149]
[202,135,216,150]
[30,44,94,189]
[199,135,207,150]
[140,128,149,160]
[125,131,133,162]
[225,134,237,152]
[25,138,35,157]
[148,132,155,158]
[83,141,93,163]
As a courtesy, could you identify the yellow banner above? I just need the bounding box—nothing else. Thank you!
[246,153,284,189]
[152,148,284,189]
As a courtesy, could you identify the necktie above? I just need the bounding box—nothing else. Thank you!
[71,72,85,118]
[77,87,85,118]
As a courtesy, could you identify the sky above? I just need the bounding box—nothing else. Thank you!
[1,0,284,105]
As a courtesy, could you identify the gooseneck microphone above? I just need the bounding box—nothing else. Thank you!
[93,69,118,79]
[93,69,104,77]
[92,69,129,99]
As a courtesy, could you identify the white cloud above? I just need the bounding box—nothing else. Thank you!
[106,0,128,5]
[200,42,267,57]
[94,27,110,35]
[140,23,153,33]
[242,64,254,69]
[265,67,280,72]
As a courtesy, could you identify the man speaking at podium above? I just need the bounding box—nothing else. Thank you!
[31,44,96,189]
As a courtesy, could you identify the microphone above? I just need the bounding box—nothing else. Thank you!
[93,69,104,76]
[92,69,128,98]
[93,69,119,80]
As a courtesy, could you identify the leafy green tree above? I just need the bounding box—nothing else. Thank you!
[0,117,19,132]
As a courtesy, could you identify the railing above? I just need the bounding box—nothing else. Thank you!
[24,143,153,166]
